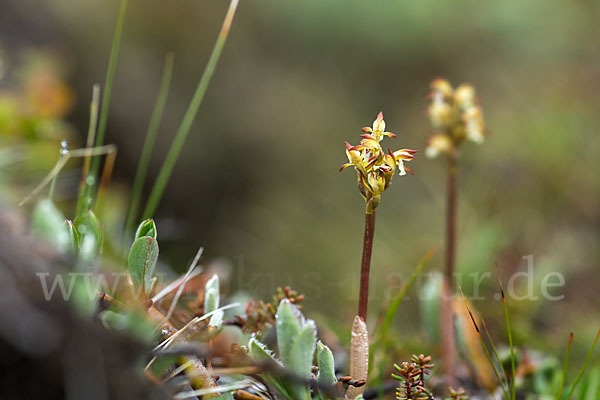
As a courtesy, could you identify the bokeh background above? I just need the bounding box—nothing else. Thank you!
[1,0,599,356]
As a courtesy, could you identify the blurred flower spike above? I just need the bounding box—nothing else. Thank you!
[426,78,485,158]
[340,112,417,214]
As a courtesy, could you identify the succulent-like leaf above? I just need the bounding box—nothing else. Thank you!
[204,274,220,313]
[134,218,157,240]
[276,299,301,366]
[31,199,70,252]
[289,321,317,378]
[181,355,219,398]
[317,341,337,385]
[248,336,279,364]
[208,309,224,330]
[289,321,317,400]
[128,236,159,296]
[248,337,295,399]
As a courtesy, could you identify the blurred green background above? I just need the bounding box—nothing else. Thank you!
[1,0,599,352]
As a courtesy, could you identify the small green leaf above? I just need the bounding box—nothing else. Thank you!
[276,299,301,366]
[74,210,102,260]
[248,336,279,364]
[128,236,159,296]
[64,220,79,255]
[31,199,70,252]
[317,341,336,385]
[204,274,220,313]
[248,337,294,399]
[134,218,157,240]
[208,309,224,330]
[289,321,317,377]
[289,321,317,400]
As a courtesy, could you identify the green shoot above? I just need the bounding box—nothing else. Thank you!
[378,248,434,342]
[460,288,509,400]
[564,329,600,399]
[142,0,240,219]
[124,52,174,236]
[557,332,574,400]
[370,249,433,399]
[76,84,101,217]
[89,0,128,184]
[481,317,510,398]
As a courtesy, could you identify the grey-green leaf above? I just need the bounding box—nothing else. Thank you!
[289,321,317,400]
[317,341,336,385]
[289,320,317,378]
[248,336,279,363]
[248,337,294,399]
[208,309,224,329]
[204,274,220,313]
[276,299,301,367]
[128,236,159,296]
[134,218,157,240]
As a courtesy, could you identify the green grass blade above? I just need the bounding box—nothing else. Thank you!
[565,329,600,400]
[124,52,174,235]
[557,332,574,400]
[142,0,240,219]
[369,249,432,391]
[460,288,509,400]
[497,273,516,400]
[88,0,128,188]
[379,248,434,340]
[481,317,510,398]
[76,84,101,217]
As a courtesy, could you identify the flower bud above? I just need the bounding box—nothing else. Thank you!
[454,84,476,109]
[428,95,452,129]
[463,106,485,144]
[425,133,453,158]
[430,78,453,98]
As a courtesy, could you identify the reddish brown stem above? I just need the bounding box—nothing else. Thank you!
[442,149,458,387]
[358,210,376,322]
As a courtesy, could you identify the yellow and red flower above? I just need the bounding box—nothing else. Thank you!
[341,112,416,213]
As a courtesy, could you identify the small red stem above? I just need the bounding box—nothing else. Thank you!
[358,210,376,322]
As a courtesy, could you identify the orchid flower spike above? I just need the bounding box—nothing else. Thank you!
[341,112,417,213]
